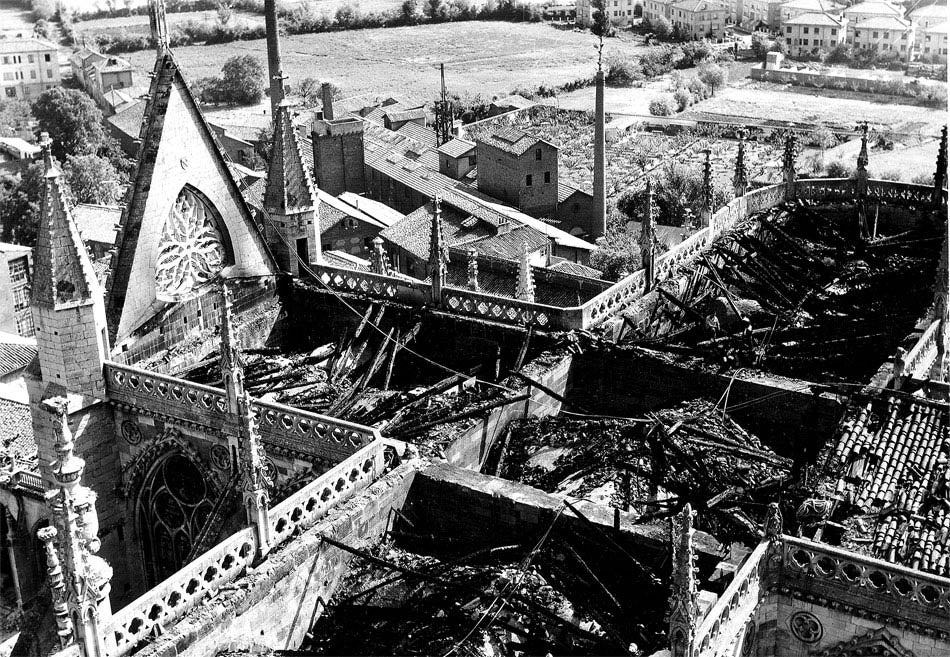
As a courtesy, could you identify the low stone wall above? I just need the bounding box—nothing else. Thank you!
[443,352,574,470]
[749,66,942,102]
[130,461,418,657]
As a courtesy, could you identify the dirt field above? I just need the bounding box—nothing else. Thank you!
[121,22,648,101]
[686,77,946,137]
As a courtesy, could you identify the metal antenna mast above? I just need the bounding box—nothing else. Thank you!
[435,63,453,147]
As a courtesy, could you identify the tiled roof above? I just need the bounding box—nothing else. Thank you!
[264,103,317,214]
[844,1,902,16]
[490,94,536,110]
[337,192,404,228]
[827,396,950,576]
[239,176,267,214]
[459,223,550,260]
[785,11,846,25]
[558,182,592,204]
[475,126,545,157]
[854,14,912,28]
[0,398,36,466]
[0,38,58,53]
[384,108,427,124]
[323,250,371,271]
[780,0,844,11]
[672,0,730,11]
[107,99,147,140]
[924,20,949,33]
[438,138,477,159]
[911,4,947,18]
[396,121,438,147]
[72,203,121,246]
[380,202,492,262]
[0,333,36,378]
[547,259,604,278]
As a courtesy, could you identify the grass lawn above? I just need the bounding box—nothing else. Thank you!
[72,10,263,36]
[121,22,650,101]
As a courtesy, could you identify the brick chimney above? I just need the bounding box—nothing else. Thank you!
[592,69,607,240]
[322,82,335,120]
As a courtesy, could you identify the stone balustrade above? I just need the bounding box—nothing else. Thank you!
[107,438,386,657]
[902,319,942,382]
[104,363,379,461]
[694,541,770,655]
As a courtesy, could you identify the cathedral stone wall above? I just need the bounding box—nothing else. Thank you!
[752,591,949,656]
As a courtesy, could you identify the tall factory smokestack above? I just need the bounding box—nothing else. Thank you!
[265,0,285,121]
[592,68,607,240]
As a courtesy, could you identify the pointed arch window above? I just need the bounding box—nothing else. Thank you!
[155,186,233,301]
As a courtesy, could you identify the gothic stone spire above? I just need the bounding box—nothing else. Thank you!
[515,242,535,303]
[466,247,480,292]
[669,503,699,657]
[265,100,318,216]
[220,281,245,413]
[148,0,169,54]
[733,129,748,198]
[641,178,657,290]
[429,196,449,303]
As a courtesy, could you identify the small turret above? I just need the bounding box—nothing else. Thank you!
[515,243,535,303]
[641,179,657,291]
[428,197,448,305]
[783,131,798,201]
[733,129,748,198]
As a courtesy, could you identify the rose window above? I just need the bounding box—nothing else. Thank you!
[156,188,227,300]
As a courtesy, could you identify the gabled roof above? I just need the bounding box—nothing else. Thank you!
[476,126,554,157]
[911,3,947,18]
[105,49,275,341]
[337,192,404,228]
[854,14,912,29]
[438,138,477,159]
[383,107,426,124]
[785,11,846,25]
[31,150,102,308]
[843,1,902,17]
[106,99,147,143]
[396,121,438,147]
[0,38,58,54]
[924,20,949,33]
[265,101,317,215]
[490,94,536,110]
[558,182,592,205]
[0,331,37,378]
[780,0,844,12]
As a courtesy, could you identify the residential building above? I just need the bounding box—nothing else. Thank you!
[778,0,844,25]
[783,12,847,56]
[69,46,135,114]
[438,138,477,180]
[909,3,947,30]
[0,331,36,403]
[576,0,640,25]
[106,99,147,156]
[920,21,948,60]
[476,128,559,219]
[643,0,676,24]
[670,0,731,40]
[852,15,915,60]
[0,38,59,100]
[844,1,904,43]
[543,3,578,20]
[0,136,40,174]
[0,243,33,337]
[741,0,784,29]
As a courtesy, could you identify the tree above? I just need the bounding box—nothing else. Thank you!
[0,164,43,245]
[32,88,107,159]
[617,162,731,227]
[751,33,769,60]
[425,0,445,20]
[400,0,421,24]
[63,154,122,205]
[218,55,265,105]
[680,40,712,66]
[652,16,672,41]
[0,99,34,139]
[590,0,614,41]
[697,62,727,95]
[590,221,642,281]
[673,87,692,111]
[649,94,675,116]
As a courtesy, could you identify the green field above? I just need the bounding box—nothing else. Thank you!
[121,22,649,101]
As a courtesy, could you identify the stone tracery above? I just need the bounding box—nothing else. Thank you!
[155,188,227,301]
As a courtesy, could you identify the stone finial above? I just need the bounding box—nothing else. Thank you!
[515,242,536,303]
[220,281,245,413]
[641,179,657,291]
[733,128,748,198]
[702,147,713,211]
[764,501,784,539]
[371,237,391,276]
[148,0,169,53]
[239,391,272,556]
[38,526,73,648]
[428,196,448,304]
[466,247,479,291]
[856,121,870,173]
[933,125,947,212]
[49,401,84,493]
[39,131,53,169]
[669,503,698,657]
[783,131,798,201]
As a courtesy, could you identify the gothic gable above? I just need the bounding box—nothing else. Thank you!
[106,52,275,343]
[812,628,916,657]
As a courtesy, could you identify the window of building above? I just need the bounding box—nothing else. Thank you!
[8,257,28,284]
[831,28,836,35]
[803,26,809,33]
[4,88,14,98]
[526,174,533,186]
[1,57,7,65]
[1,73,12,81]
[44,53,51,62]
[27,54,34,63]
[46,68,53,78]
[468,154,476,165]
[544,171,551,183]
[786,26,792,32]
[12,287,29,311]
[15,314,34,337]
[872,31,878,37]
[814,38,819,45]
[535,148,541,160]
[30,70,36,79]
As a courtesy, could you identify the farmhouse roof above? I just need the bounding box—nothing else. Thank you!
[558,182,592,204]
[785,11,846,25]
[547,259,604,278]
[383,107,427,124]
[0,333,36,379]
[438,138,477,158]
[910,4,947,19]
[854,14,912,29]
[106,99,147,141]
[923,20,949,33]
[490,95,536,110]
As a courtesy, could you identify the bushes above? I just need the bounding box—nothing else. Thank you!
[617,162,731,227]
[604,54,644,85]
[649,94,675,116]
[697,62,727,95]
[196,55,265,105]
[679,41,713,67]
[673,87,692,111]
[825,160,853,178]
[639,45,679,77]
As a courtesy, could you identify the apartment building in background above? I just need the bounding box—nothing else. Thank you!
[0,243,33,337]
[0,38,60,100]
[576,0,641,25]
[852,15,916,60]
[670,0,731,40]
[784,12,847,55]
